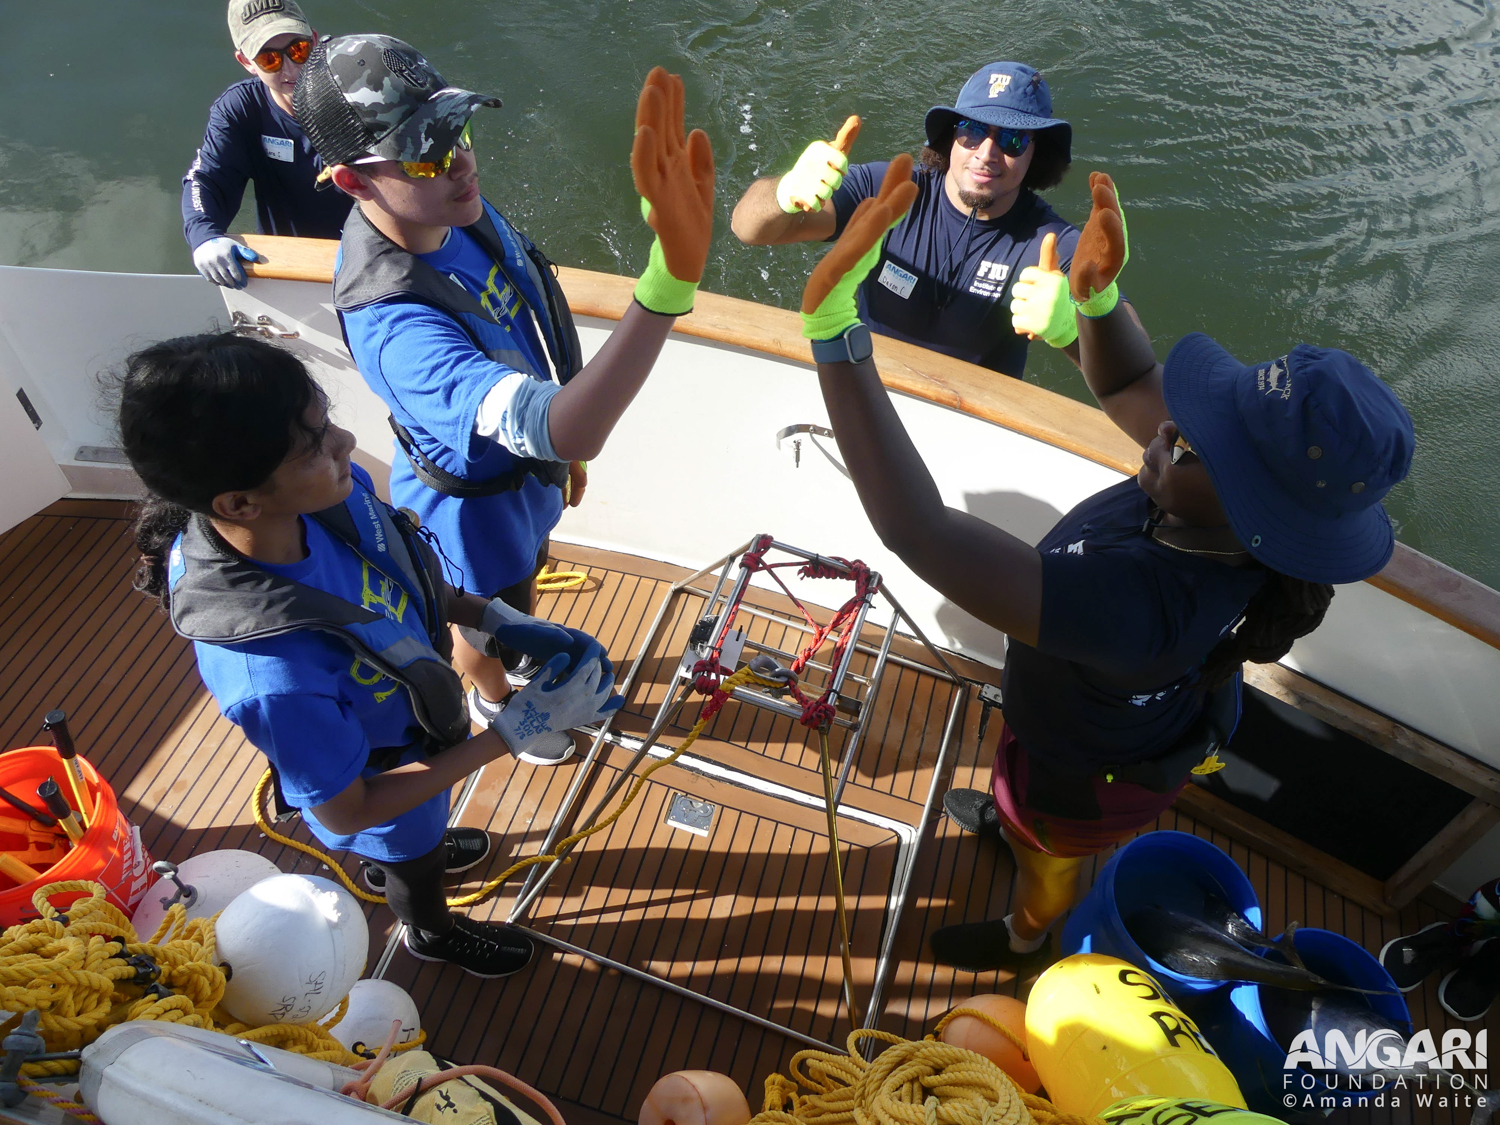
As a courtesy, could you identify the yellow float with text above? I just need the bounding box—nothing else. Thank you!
[1102,1095,1287,1125]
[1025,954,1247,1116]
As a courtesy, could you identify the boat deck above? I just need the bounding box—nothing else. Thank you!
[0,500,1490,1125]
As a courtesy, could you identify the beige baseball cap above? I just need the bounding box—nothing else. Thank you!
[227,0,312,59]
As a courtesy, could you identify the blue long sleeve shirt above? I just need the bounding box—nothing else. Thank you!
[181,79,352,251]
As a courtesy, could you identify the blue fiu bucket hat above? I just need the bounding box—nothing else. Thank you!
[1163,333,1415,584]
[924,62,1071,159]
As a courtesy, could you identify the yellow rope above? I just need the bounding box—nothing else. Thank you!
[253,666,775,910]
[750,1022,1099,1125]
[535,566,589,592]
[0,881,364,1078]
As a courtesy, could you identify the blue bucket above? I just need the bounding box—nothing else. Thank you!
[1061,830,1262,1002]
[1191,927,1411,1117]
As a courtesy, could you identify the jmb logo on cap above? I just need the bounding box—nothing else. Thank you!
[1256,357,1291,400]
[988,73,1013,98]
[240,0,287,20]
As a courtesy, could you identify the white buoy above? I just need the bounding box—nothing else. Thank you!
[326,979,422,1057]
[216,874,368,1026]
[130,851,283,940]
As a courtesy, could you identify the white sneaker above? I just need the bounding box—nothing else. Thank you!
[467,687,576,766]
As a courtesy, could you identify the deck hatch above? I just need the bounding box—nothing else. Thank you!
[664,791,715,837]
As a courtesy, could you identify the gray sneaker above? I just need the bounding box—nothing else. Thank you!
[467,687,575,766]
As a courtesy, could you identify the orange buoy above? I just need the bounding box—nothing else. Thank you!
[938,994,1041,1093]
[640,1071,751,1125]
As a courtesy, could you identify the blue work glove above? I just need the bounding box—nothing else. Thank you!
[193,237,262,289]
[480,598,614,679]
[490,652,624,757]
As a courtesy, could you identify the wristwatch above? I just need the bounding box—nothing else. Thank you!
[810,323,874,365]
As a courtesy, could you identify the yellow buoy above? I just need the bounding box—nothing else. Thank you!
[1024,953,1246,1116]
[1102,1095,1288,1125]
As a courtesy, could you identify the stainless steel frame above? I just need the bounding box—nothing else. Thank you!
[504,535,968,1042]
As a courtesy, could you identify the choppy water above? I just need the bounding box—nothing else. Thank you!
[5,0,1499,587]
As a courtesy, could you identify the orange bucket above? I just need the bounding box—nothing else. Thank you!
[0,747,152,926]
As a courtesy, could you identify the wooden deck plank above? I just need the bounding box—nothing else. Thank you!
[0,514,1482,1125]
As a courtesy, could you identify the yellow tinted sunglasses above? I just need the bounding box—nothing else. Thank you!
[350,121,473,179]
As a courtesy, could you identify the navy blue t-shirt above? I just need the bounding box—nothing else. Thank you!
[829,163,1079,377]
[1000,479,1268,774]
[182,79,353,251]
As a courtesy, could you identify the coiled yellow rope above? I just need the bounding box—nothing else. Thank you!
[0,881,363,1076]
[535,565,589,592]
[750,1012,1100,1125]
[253,665,775,909]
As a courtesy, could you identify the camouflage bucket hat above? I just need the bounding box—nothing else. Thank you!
[293,34,502,168]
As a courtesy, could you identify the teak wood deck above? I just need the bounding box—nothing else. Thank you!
[0,500,1493,1125]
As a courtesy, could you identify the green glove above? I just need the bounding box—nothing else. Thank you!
[800,230,884,341]
[776,140,850,214]
[633,197,699,316]
[1009,232,1077,348]
[1070,175,1130,319]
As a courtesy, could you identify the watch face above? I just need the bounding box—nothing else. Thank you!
[849,324,874,363]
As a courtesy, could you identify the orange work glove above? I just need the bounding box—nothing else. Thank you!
[632,67,715,315]
[1070,171,1130,317]
[801,154,919,340]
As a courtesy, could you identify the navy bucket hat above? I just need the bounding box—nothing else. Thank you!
[1163,333,1415,585]
[924,62,1071,160]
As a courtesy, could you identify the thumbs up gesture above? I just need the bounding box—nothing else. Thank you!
[1009,231,1078,349]
[777,116,862,214]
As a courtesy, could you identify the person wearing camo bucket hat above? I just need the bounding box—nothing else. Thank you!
[295,36,714,769]
[732,60,1137,380]
[782,161,1413,974]
[181,0,352,288]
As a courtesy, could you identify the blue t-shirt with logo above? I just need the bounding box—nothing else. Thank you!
[340,213,564,596]
[1000,479,1269,774]
[829,163,1079,378]
[184,468,450,861]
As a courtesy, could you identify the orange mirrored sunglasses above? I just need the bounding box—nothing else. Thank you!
[254,37,313,73]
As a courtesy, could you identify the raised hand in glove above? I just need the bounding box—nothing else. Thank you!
[777,116,861,214]
[490,652,624,759]
[632,66,715,316]
[1009,232,1077,348]
[480,599,614,680]
[800,154,919,343]
[1070,172,1130,318]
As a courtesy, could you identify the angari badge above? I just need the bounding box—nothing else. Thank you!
[876,260,917,300]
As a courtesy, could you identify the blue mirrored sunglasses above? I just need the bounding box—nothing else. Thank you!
[953,119,1031,157]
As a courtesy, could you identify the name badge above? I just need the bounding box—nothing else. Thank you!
[876,260,917,300]
[262,135,295,163]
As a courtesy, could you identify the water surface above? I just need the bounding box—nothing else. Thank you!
[4,0,1498,586]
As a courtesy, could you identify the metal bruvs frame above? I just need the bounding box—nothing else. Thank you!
[506,535,967,1046]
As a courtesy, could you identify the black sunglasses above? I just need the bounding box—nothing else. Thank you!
[953,119,1031,157]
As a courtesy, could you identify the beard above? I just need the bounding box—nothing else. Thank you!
[957,187,994,211]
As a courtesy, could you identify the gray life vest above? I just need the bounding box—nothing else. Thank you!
[168,477,470,749]
[334,202,584,497]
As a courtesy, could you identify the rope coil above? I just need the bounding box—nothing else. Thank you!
[751,1014,1100,1125]
[0,881,364,1078]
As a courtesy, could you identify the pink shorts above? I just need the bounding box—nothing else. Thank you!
[990,722,1188,858]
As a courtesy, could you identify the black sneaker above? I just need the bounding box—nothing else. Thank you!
[505,655,540,689]
[1379,921,1457,992]
[403,916,535,978]
[944,788,1002,837]
[1439,938,1500,1022]
[361,828,493,892]
[929,919,1055,976]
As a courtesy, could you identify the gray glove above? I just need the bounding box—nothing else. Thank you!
[193,237,262,289]
[490,652,624,757]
